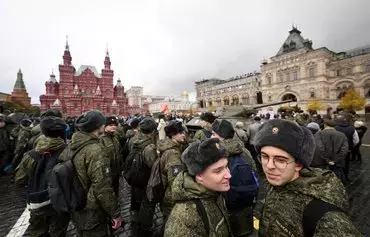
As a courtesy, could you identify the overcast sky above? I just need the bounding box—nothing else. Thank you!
[1,0,370,104]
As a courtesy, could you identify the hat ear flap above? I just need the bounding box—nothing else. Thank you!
[299,126,315,167]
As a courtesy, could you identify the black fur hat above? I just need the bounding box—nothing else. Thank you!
[41,109,62,118]
[41,117,67,138]
[76,110,106,133]
[105,116,118,126]
[139,117,157,134]
[182,138,228,176]
[165,120,184,138]
[212,119,235,139]
[200,112,216,124]
[254,119,315,168]
[130,118,140,129]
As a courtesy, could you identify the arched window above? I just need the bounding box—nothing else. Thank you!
[242,94,249,105]
[224,96,230,106]
[231,95,239,105]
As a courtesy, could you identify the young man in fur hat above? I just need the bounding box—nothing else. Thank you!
[164,138,233,237]
[157,120,188,220]
[14,116,70,236]
[194,112,216,142]
[255,119,360,237]
[100,116,121,196]
[212,119,257,236]
[59,110,121,236]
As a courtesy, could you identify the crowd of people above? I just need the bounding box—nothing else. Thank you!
[0,108,365,236]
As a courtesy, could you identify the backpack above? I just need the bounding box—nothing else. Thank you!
[48,141,95,213]
[123,141,152,188]
[223,154,259,211]
[302,199,343,237]
[27,133,42,151]
[146,157,167,203]
[26,145,66,209]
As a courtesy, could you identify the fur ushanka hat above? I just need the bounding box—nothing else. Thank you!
[254,119,315,168]
[76,110,106,133]
[182,138,228,176]
[200,112,216,124]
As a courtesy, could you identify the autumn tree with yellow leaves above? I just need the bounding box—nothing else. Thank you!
[339,88,366,111]
[307,99,326,114]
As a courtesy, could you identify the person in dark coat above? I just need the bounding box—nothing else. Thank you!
[0,116,10,176]
[335,115,359,180]
[311,119,348,182]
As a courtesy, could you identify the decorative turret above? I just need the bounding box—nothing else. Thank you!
[45,70,59,95]
[14,69,26,89]
[95,85,102,96]
[47,70,57,83]
[276,26,313,56]
[63,35,72,66]
[114,78,124,97]
[11,69,31,106]
[73,84,80,95]
[104,46,111,70]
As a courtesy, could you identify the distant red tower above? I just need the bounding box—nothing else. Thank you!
[11,69,31,106]
[40,38,128,116]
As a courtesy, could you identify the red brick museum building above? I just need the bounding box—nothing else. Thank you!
[40,41,128,116]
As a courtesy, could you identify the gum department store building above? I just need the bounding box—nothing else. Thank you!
[196,27,370,113]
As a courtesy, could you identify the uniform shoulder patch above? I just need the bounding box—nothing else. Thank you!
[171,165,182,176]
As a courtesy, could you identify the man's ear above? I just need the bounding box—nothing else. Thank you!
[295,162,304,172]
[195,174,204,184]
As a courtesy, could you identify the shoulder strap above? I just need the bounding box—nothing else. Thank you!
[302,199,343,237]
[194,199,210,236]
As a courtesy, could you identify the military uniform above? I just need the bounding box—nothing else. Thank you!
[129,132,157,234]
[59,132,120,237]
[223,138,256,236]
[158,137,186,219]
[14,137,70,237]
[100,131,121,196]
[259,168,361,237]
[27,124,43,150]
[194,125,213,142]
[164,171,233,237]
[12,124,32,169]
[0,122,10,174]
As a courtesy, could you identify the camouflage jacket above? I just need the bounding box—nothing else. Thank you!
[158,137,186,217]
[259,168,361,237]
[14,125,32,155]
[14,137,65,185]
[223,138,256,171]
[130,132,157,168]
[164,171,232,237]
[59,132,119,230]
[28,124,44,150]
[100,131,121,180]
[194,125,213,142]
[0,126,10,151]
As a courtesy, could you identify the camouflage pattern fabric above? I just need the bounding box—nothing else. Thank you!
[157,137,186,219]
[12,125,32,169]
[164,171,232,237]
[14,137,70,236]
[259,168,361,237]
[131,132,157,168]
[100,131,121,195]
[14,136,66,184]
[59,132,119,233]
[223,138,256,171]
[194,125,213,142]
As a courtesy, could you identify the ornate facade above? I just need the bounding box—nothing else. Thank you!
[195,72,261,109]
[260,27,370,112]
[11,69,31,106]
[40,40,128,116]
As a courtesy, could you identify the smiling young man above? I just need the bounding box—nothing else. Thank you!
[164,138,233,237]
[255,119,361,237]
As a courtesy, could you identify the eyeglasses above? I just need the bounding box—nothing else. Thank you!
[257,154,295,170]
